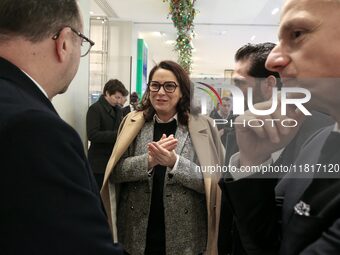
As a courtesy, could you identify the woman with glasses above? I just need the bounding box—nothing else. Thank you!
[101,60,224,255]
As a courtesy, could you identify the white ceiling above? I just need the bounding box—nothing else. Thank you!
[90,0,284,77]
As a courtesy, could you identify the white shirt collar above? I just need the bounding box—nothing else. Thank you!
[21,69,49,99]
[334,123,340,133]
[154,113,178,124]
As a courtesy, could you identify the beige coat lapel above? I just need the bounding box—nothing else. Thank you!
[189,117,212,205]
[189,114,224,255]
[101,111,145,240]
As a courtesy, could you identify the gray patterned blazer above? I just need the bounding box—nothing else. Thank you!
[110,120,207,255]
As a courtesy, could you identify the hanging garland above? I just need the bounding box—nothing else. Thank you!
[163,0,197,73]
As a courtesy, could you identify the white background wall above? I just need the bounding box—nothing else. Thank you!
[52,1,90,148]
[52,3,139,149]
[107,21,134,92]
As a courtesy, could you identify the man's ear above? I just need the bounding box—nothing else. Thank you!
[266,75,277,89]
[261,75,277,99]
[54,28,71,63]
[266,75,277,92]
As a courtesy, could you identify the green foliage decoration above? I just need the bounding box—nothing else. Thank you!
[163,0,197,73]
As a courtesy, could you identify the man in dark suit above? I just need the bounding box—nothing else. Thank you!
[0,1,123,254]
[87,79,128,189]
[224,42,282,165]
[219,43,282,255]
[220,0,340,254]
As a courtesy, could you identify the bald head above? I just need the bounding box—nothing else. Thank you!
[266,0,340,120]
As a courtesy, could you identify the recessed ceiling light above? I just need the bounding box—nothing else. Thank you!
[271,8,280,15]
[250,35,256,41]
[165,40,176,45]
[151,32,162,37]
[96,17,101,20]
[89,11,94,15]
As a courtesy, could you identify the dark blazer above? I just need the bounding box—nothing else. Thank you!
[86,95,122,174]
[0,57,123,255]
[218,111,334,255]
[221,125,340,255]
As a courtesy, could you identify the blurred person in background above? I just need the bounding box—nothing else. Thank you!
[86,79,128,188]
[209,96,233,145]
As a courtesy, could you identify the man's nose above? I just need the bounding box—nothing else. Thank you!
[265,44,290,73]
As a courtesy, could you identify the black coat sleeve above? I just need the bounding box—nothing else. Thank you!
[1,109,123,255]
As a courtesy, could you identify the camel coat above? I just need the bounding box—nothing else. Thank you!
[101,111,224,255]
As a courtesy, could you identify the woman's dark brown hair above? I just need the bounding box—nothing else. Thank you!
[138,60,190,125]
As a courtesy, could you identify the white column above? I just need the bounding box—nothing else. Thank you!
[52,1,91,148]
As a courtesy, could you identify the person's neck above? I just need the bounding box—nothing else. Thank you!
[156,112,176,123]
[0,39,54,99]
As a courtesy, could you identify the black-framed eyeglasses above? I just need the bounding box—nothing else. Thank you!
[52,26,95,57]
[148,81,178,93]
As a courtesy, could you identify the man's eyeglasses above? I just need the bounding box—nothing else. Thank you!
[52,27,95,57]
[148,81,178,93]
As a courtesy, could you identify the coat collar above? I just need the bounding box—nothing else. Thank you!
[99,95,118,118]
[102,111,146,186]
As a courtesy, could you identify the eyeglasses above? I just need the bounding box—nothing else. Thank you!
[52,27,95,57]
[148,81,178,93]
